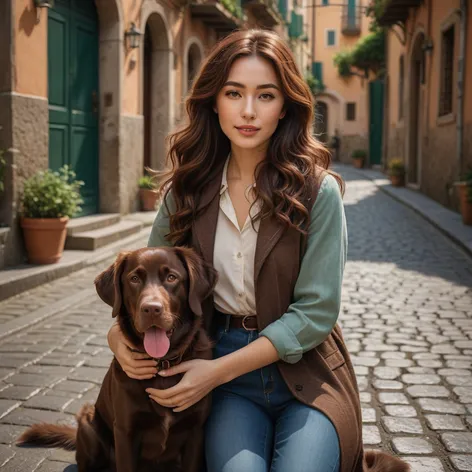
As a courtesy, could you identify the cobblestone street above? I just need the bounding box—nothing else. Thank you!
[0,166,471,471]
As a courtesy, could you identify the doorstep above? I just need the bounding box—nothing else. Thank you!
[0,212,157,302]
[348,165,472,258]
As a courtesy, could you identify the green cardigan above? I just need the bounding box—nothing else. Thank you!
[147,174,348,364]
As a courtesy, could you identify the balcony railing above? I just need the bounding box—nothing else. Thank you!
[378,0,421,26]
[341,3,362,36]
[241,0,282,27]
[190,0,245,33]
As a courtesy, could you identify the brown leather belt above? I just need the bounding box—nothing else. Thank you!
[214,309,258,331]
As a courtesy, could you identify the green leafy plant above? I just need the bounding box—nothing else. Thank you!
[138,175,157,190]
[21,166,84,218]
[221,0,243,19]
[334,29,385,79]
[352,149,367,159]
[305,72,325,95]
[388,158,405,176]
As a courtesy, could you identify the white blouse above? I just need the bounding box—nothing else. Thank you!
[213,155,261,316]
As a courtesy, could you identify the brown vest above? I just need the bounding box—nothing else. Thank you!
[191,164,364,472]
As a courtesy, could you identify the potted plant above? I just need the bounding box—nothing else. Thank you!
[388,158,406,187]
[20,166,84,264]
[351,149,367,169]
[455,169,472,226]
[138,174,159,211]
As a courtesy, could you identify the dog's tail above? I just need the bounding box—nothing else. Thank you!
[17,423,77,451]
[364,450,410,472]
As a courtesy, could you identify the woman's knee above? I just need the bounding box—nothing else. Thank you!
[271,403,340,472]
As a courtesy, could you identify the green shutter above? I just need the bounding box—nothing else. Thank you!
[322,0,329,5]
[289,11,303,38]
[312,62,323,85]
[327,30,336,46]
[347,0,356,28]
[278,0,288,21]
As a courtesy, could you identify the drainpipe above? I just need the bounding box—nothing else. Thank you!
[457,0,467,179]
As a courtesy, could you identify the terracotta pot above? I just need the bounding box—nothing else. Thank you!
[457,182,472,225]
[390,174,405,187]
[20,217,69,264]
[140,188,159,211]
[352,158,364,169]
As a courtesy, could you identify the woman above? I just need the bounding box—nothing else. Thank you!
[107,29,408,472]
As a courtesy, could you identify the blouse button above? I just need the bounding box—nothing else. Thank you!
[236,252,242,259]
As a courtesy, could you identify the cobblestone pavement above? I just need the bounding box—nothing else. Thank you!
[0,167,472,471]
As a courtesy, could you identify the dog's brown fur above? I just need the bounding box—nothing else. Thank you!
[364,450,410,471]
[17,247,217,472]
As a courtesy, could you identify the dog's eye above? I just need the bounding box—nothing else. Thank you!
[130,275,140,283]
[167,274,177,282]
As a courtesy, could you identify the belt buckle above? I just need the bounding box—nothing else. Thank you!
[242,315,257,331]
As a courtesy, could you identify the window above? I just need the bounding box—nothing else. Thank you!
[439,25,455,116]
[326,29,336,47]
[398,55,404,119]
[346,102,356,121]
[322,0,329,5]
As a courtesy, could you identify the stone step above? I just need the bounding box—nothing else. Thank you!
[66,214,121,236]
[65,220,143,251]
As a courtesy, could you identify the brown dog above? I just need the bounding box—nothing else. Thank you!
[17,247,217,472]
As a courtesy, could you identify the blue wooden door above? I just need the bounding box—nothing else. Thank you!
[48,0,99,216]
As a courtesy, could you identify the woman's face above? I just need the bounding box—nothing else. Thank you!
[214,55,286,152]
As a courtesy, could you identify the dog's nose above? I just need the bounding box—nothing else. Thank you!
[141,302,163,316]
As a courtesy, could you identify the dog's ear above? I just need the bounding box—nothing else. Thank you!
[94,252,130,318]
[174,247,217,316]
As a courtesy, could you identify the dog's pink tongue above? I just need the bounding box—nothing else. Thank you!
[143,327,170,358]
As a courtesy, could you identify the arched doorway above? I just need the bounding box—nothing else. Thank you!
[187,43,202,92]
[48,0,99,216]
[315,101,329,143]
[408,32,425,187]
[141,12,172,171]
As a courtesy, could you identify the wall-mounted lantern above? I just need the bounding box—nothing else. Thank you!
[34,0,54,24]
[422,38,434,54]
[125,23,142,50]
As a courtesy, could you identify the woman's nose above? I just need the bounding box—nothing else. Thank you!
[242,99,256,120]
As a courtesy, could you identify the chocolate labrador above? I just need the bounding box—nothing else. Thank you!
[17,247,217,472]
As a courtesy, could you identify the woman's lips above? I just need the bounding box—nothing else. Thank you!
[236,127,260,137]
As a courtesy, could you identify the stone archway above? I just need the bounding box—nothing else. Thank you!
[183,37,205,99]
[95,0,124,213]
[407,29,425,188]
[140,2,173,171]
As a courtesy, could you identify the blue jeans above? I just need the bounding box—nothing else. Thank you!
[204,323,340,472]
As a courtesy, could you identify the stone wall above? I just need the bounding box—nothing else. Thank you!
[339,134,369,165]
[0,93,48,267]
[120,114,144,214]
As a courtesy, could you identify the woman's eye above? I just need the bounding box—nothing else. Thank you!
[167,274,177,282]
[130,275,140,283]
[226,91,240,98]
[260,93,274,100]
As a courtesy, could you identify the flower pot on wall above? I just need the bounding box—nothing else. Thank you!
[457,182,472,226]
[20,217,69,264]
[390,173,405,187]
[140,189,159,211]
[352,158,364,169]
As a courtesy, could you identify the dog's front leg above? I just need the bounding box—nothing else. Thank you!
[181,425,205,472]
[113,425,140,472]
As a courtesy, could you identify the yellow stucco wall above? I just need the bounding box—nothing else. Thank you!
[313,2,373,140]
[14,0,47,97]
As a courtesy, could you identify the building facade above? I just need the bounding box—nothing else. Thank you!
[311,0,375,163]
[381,0,472,211]
[0,0,311,268]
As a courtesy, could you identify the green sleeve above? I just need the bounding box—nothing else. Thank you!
[259,174,348,364]
[147,192,176,248]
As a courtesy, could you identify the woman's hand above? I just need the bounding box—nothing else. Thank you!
[107,322,158,380]
[146,359,223,412]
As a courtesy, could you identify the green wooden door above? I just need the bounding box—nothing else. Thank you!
[369,80,384,166]
[48,0,99,216]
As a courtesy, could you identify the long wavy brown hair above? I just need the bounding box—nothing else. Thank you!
[155,28,345,246]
